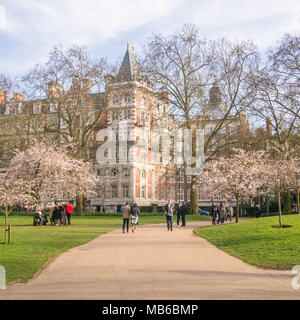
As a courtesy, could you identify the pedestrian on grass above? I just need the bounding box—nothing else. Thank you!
[255,204,261,218]
[226,204,234,222]
[210,202,219,225]
[219,201,226,224]
[122,202,130,233]
[164,199,174,231]
[65,201,74,226]
[59,203,66,226]
[52,202,60,226]
[130,203,140,233]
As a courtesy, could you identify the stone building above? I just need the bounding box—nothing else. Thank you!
[0,43,252,212]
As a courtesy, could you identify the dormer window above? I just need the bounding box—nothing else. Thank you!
[124,93,131,103]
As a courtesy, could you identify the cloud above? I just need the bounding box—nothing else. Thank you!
[3,0,187,45]
[0,5,6,30]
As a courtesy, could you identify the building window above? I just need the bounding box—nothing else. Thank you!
[141,185,146,199]
[123,169,129,177]
[124,109,131,120]
[112,186,118,198]
[178,189,184,202]
[142,97,146,106]
[161,188,165,200]
[187,189,191,202]
[155,186,159,200]
[112,169,118,176]
[156,103,160,112]
[122,185,129,198]
[97,169,101,176]
[124,93,131,103]
[112,94,118,104]
[141,169,146,179]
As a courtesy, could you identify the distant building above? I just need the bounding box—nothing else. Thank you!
[0,43,252,212]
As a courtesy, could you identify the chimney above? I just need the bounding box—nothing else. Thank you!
[0,90,8,104]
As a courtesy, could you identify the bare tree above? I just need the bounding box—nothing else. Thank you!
[22,44,110,160]
[251,34,300,146]
[143,24,258,214]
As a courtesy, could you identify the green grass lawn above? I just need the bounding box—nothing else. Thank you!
[194,215,300,270]
[0,214,207,284]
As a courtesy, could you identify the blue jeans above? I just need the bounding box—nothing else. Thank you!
[123,218,129,232]
[166,215,173,230]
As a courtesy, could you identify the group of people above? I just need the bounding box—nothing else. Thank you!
[33,201,74,226]
[164,200,188,231]
[121,200,188,233]
[121,202,140,233]
[210,201,234,225]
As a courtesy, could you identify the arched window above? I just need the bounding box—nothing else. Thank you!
[112,169,118,176]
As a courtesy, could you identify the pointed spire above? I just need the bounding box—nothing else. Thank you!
[116,43,141,82]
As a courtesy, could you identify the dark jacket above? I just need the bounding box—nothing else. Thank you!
[181,205,188,216]
[164,204,174,216]
[130,206,140,216]
[52,206,60,219]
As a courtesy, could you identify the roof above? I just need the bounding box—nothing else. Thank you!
[116,43,142,82]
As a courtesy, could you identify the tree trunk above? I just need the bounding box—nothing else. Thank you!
[235,196,239,223]
[4,205,8,244]
[190,128,199,215]
[76,194,83,215]
[278,190,282,228]
[297,188,300,215]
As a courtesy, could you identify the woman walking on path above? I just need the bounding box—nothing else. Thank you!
[130,203,140,233]
[122,203,130,233]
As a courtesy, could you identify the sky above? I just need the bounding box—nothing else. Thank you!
[0,0,299,76]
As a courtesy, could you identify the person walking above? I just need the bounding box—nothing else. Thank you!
[175,203,181,226]
[65,201,74,226]
[255,203,261,218]
[164,200,174,231]
[52,202,60,226]
[122,203,130,233]
[59,203,66,226]
[227,204,234,222]
[130,203,140,233]
[219,201,226,224]
[210,202,219,225]
[181,202,188,227]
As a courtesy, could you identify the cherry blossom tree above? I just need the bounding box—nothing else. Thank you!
[200,149,268,223]
[0,171,32,243]
[7,141,98,212]
[264,143,299,227]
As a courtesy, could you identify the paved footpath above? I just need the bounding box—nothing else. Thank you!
[1,220,299,300]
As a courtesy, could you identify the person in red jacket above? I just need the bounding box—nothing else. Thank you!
[65,201,74,226]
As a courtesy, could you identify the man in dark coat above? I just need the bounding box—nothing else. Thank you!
[180,202,188,227]
[164,200,174,231]
[175,203,181,226]
[210,202,219,225]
